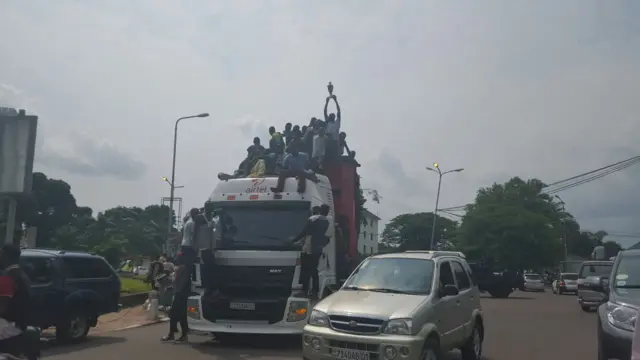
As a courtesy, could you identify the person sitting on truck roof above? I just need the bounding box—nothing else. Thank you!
[247,137,265,158]
[268,126,285,155]
[270,147,316,193]
[291,206,330,299]
[283,122,293,146]
[338,131,351,157]
[312,125,327,170]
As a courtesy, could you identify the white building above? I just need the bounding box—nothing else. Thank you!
[359,209,381,255]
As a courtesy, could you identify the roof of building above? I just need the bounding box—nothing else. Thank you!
[362,208,380,221]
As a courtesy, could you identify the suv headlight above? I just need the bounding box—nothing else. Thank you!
[383,318,413,335]
[308,310,329,327]
[606,302,638,332]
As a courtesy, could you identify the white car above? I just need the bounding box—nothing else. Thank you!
[523,273,545,292]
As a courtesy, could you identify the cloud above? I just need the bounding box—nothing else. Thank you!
[1,0,640,236]
[37,133,146,180]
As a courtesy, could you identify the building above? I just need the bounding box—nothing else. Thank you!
[359,209,381,255]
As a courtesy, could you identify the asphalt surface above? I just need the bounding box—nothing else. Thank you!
[44,290,598,360]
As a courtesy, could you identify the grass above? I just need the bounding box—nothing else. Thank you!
[120,276,152,293]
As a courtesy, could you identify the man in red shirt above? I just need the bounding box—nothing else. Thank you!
[0,275,22,357]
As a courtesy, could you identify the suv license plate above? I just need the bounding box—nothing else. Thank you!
[332,349,369,360]
[229,302,255,311]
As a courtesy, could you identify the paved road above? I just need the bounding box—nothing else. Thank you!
[44,290,598,360]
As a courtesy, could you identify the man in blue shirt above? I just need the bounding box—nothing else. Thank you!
[270,147,317,193]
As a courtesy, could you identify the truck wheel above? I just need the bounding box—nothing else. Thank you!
[56,311,91,343]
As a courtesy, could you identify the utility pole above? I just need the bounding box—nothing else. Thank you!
[426,163,464,250]
[555,195,568,261]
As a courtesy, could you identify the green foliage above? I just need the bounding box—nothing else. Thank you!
[381,212,458,251]
[120,276,152,293]
[5,172,176,266]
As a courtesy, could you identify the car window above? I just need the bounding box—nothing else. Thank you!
[63,257,114,279]
[439,261,456,287]
[450,261,471,290]
[612,254,640,288]
[562,274,578,280]
[579,263,612,278]
[20,257,55,285]
[343,257,435,295]
[524,274,542,280]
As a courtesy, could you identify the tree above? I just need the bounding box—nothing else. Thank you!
[382,212,458,251]
[454,177,565,270]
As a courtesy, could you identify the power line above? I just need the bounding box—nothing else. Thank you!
[438,155,640,212]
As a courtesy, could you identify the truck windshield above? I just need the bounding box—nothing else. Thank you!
[215,203,310,250]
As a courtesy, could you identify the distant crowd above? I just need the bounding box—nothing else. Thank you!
[218,94,355,192]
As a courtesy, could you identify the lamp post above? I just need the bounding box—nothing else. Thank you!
[162,177,184,189]
[426,163,464,250]
[166,113,209,253]
[555,195,568,261]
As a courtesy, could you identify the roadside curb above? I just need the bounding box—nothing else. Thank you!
[111,317,170,332]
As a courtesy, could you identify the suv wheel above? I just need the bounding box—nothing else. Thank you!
[460,323,483,360]
[57,312,91,343]
[420,337,441,360]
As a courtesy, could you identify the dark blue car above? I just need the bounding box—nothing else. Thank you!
[20,249,121,342]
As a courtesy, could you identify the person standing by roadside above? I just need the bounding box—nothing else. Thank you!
[161,259,191,343]
[0,245,31,331]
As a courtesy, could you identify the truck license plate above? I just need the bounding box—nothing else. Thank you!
[229,302,255,311]
[332,349,369,360]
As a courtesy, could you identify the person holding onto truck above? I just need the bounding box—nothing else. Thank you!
[291,206,330,299]
[161,261,191,343]
[178,208,200,267]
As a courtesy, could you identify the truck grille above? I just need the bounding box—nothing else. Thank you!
[217,265,295,298]
[329,315,385,334]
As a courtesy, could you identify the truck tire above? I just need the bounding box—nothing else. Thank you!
[56,311,91,343]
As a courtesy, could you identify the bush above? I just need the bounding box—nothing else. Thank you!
[120,276,151,293]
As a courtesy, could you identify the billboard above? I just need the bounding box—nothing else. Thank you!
[0,108,38,195]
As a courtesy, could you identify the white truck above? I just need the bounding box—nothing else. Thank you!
[186,175,339,336]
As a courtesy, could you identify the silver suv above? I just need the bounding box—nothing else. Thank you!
[302,251,484,360]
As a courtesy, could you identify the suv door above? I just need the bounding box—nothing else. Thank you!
[62,256,120,314]
[433,260,463,349]
[450,260,474,341]
[20,255,61,327]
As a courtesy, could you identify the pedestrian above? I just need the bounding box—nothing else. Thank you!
[161,261,191,342]
[0,275,23,357]
[291,206,330,299]
[0,245,31,331]
[178,208,199,267]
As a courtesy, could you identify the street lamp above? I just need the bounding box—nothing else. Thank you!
[426,163,464,250]
[166,113,209,252]
[162,176,184,189]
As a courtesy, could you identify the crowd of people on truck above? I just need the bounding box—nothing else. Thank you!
[218,93,354,193]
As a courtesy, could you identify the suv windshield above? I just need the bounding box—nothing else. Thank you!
[214,202,309,250]
[579,263,612,278]
[613,254,640,288]
[343,257,435,295]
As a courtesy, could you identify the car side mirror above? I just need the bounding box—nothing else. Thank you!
[440,284,459,297]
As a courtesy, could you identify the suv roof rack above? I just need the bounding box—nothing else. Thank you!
[404,250,466,258]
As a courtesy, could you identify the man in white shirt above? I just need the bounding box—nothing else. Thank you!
[320,205,334,238]
[177,208,199,267]
[323,94,342,161]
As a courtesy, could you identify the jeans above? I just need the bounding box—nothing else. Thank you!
[169,293,189,335]
[301,253,322,296]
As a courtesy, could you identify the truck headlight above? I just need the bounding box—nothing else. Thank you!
[383,319,412,335]
[287,300,308,322]
[606,302,637,332]
[308,310,329,327]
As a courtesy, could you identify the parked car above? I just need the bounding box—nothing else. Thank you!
[578,260,613,312]
[596,249,640,360]
[522,273,545,292]
[303,250,484,360]
[552,273,578,294]
[20,249,121,342]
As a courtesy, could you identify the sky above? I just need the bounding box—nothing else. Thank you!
[1,0,640,246]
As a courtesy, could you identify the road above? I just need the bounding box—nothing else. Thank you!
[44,290,597,360]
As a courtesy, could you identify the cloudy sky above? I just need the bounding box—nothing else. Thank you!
[2,0,640,246]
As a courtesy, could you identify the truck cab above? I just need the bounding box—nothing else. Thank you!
[187,174,338,335]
